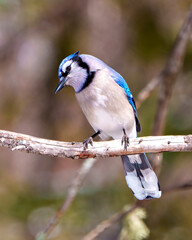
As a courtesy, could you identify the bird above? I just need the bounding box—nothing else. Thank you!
[55,51,161,200]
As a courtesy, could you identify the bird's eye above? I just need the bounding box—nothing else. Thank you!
[66,65,71,72]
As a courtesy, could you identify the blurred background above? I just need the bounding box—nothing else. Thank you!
[0,0,192,239]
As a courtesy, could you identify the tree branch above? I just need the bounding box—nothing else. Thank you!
[82,179,192,240]
[0,130,191,159]
[82,204,138,240]
[136,75,162,109]
[136,5,192,113]
[37,158,97,240]
[164,180,192,193]
[152,5,192,136]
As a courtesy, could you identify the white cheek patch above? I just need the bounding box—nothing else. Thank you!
[71,61,79,70]
[62,60,73,72]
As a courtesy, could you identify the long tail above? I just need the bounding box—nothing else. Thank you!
[121,153,161,200]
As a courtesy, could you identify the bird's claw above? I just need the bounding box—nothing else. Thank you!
[121,131,129,151]
[83,137,93,150]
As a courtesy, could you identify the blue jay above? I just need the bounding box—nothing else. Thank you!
[55,51,161,200]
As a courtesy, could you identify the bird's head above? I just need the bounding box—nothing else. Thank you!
[55,51,91,93]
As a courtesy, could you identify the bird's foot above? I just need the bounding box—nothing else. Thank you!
[83,137,93,150]
[121,129,129,150]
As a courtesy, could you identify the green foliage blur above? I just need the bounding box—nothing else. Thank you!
[0,0,191,239]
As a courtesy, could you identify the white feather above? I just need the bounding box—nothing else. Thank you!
[125,171,161,200]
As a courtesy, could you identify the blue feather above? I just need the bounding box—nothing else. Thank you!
[110,70,137,112]
[58,51,79,79]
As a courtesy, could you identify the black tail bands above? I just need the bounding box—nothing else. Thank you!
[121,153,161,200]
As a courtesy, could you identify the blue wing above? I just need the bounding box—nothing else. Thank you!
[110,69,141,132]
[110,70,136,112]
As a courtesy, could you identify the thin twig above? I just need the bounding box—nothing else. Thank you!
[0,130,191,159]
[36,158,97,239]
[152,5,192,136]
[136,75,162,109]
[136,5,192,113]
[82,179,192,240]
[148,5,192,173]
[163,180,192,193]
[82,203,138,240]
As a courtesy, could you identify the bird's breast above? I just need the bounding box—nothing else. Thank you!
[75,70,136,139]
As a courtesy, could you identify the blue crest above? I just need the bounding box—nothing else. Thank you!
[58,51,80,79]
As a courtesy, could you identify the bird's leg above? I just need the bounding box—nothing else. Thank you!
[83,130,100,150]
[121,128,129,150]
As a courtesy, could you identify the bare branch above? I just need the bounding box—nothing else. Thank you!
[0,130,191,159]
[1,129,191,239]
[136,5,192,112]
[152,5,192,136]
[143,5,192,173]
[163,180,192,193]
[82,179,192,240]
[38,158,97,239]
[136,75,162,109]
[82,204,138,240]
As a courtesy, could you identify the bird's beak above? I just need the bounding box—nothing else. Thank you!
[55,77,66,94]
